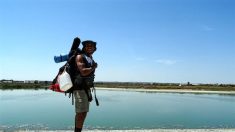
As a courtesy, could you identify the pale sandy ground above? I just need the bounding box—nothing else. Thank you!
[8,129,235,132]
[97,87,235,95]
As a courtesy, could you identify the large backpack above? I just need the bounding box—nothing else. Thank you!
[49,50,79,94]
[50,49,99,106]
[50,37,81,94]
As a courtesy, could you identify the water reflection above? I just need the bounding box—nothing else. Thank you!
[1,89,235,131]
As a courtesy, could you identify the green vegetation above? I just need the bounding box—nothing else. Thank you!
[1,81,235,91]
[0,83,47,90]
[95,82,235,91]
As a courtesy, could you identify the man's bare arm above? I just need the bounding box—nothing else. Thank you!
[76,55,96,76]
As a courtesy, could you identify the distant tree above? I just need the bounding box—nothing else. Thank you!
[44,81,48,85]
[187,82,191,86]
[34,80,39,84]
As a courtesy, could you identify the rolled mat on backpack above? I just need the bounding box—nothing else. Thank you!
[54,37,81,63]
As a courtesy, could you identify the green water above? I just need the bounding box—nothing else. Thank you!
[0,89,235,131]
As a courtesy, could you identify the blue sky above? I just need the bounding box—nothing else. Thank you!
[0,0,234,84]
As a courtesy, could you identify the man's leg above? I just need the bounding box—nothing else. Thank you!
[74,112,87,132]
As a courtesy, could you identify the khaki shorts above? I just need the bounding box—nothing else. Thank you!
[73,90,90,113]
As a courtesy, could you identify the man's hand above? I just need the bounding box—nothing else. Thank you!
[92,62,98,69]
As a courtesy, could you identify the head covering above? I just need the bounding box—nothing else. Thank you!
[82,40,97,52]
[82,40,96,47]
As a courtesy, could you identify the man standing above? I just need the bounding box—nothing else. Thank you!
[73,40,98,132]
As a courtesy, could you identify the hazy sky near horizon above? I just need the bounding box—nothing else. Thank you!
[0,0,235,84]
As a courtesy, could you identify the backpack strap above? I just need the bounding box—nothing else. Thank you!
[92,86,99,106]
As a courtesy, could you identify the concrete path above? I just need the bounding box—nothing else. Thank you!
[9,129,235,132]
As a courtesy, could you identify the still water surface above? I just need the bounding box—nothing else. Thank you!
[0,89,235,130]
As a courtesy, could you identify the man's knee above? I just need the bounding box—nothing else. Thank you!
[76,112,87,119]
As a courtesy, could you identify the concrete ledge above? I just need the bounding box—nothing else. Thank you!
[11,129,235,132]
[84,129,235,132]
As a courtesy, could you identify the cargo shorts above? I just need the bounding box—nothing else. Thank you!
[73,90,90,113]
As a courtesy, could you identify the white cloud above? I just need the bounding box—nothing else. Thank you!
[155,59,177,65]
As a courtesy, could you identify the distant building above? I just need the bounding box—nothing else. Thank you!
[13,80,24,83]
[1,79,13,83]
[24,80,36,83]
[39,81,52,84]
